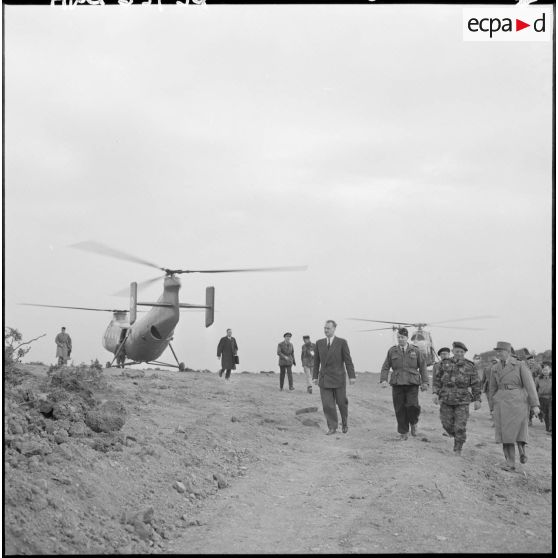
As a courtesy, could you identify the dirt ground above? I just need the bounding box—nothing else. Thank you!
[3,364,553,554]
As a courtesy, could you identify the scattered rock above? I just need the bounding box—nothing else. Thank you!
[301,418,320,427]
[68,421,88,437]
[85,401,127,433]
[14,439,52,457]
[436,536,447,541]
[174,481,186,494]
[231,416,240,422]
[295,406,318,415]
[213,473,228,489]
[54,430,70,444]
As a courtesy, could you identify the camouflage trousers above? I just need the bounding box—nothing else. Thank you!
[440,403,470,444]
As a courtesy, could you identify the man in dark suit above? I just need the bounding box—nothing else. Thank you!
[217,328,238,381]
[313,320,356,435]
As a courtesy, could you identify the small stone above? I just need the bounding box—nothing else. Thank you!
[142,507,154,524]
[213,473,228,489]
[436,536,447,541]
[231,416,239,422]
[295,406,318,415]
[174,481,186,493]
[525,530,535,537]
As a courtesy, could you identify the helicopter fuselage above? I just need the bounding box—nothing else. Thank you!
[102,276,181,363]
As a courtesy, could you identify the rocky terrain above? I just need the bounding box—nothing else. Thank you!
[3,363,553,554]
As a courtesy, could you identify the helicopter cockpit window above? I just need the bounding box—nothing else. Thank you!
[412,333,425,341]
[150,326,162,340]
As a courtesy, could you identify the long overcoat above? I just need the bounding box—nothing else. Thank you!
[217,336,238,370]
[488,357,539,443]
[55,332,72,360]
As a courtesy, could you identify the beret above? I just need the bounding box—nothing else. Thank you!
[452,341,468,352]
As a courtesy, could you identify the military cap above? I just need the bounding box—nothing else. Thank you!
[437,347,451,356]
[302,335,310,340]
[542,360,552,367]
[452,341,468,352]
[493,341,513,352]
[397,327,409,337]
[283,332,292,338]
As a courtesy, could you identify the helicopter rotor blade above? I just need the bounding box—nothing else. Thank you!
[427,315,498,325]
[174,265,308,274]
[71,241,164,272]
[357,327,398,331]
[347,318,414,326]
[429,325,486,331]
[112,275,164,297]
[20,303,128,313]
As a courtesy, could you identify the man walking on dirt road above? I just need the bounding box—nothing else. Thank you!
[313,320,356,435]
[380,327,429,440]
[432,341,482,455]
[217,329,238,381]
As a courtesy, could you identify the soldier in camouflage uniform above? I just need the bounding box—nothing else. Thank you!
[432,341,482,455]
[432,347,451,436]
[526,354,542,426]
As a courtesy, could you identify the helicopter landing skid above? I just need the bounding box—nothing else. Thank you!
[146,360,186,372]
[146,343,186,371]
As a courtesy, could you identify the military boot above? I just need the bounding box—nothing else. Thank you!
[453,440,463,455]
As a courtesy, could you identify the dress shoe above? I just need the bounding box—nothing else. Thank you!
[398,433,408,441]
[307,386,312,394]
[342,424,348,434]
[519,454,528,464]
[501,463,516,472]
[410,424,417,437]
[326,429,337,435]
[289,386,295,391]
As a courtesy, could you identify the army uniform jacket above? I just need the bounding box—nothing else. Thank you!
[277,341,296,367]
[380,344,428,386]
[300,343,316,368]
[432,358,481,405]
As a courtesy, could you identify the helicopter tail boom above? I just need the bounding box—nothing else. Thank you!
[205,286,215,328]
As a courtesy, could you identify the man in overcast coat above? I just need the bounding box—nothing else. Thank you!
[313,319,356,435]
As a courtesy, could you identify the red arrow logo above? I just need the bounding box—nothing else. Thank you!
[516,19,530,32]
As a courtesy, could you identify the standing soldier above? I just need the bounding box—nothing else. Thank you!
[216,328,238,381]
[432,341,482,455]
[525,354,542,425]
[55,326,72,366]
[277,332,296,391]
[300,335,316,394]
[535,362,552,434]
[380,327,429,440]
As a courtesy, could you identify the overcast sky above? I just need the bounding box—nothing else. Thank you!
[4,3,553,373]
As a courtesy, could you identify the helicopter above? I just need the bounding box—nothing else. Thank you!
[22,241,307,371]
[347,316,496,367]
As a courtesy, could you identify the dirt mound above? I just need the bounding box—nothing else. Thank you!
[3,365,553,554]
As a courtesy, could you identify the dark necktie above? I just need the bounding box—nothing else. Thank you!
[327,339,331,348]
